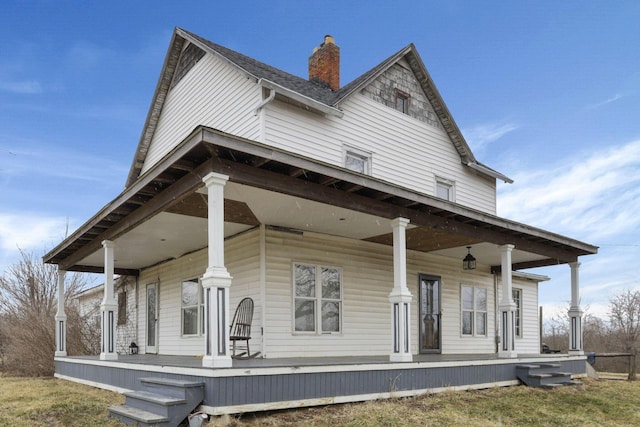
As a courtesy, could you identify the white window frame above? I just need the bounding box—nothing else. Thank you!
[461,284,488,337]
[181,278,204,337]
[435,177,456,201]
[343,145,372,175]
[512,288,522,338]
[293,263,343,335]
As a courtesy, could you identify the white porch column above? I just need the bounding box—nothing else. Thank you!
[201,172,233,368]
[498,244,517,358]
[55,269,67,357]
[100,240,118,360]
[389,217,412,362]
[568,262,584,355]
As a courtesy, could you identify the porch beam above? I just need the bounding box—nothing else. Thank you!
[58,158,216,270]
[491,257,571,273]
[55,269,67,356]
[46,126,207,266]
[211,156,584,262]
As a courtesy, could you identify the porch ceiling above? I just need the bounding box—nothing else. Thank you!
[43,126,597,275]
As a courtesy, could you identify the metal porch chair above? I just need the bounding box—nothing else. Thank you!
[229,297,258,359]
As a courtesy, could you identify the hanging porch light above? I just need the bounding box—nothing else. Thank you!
[463,246,477,270]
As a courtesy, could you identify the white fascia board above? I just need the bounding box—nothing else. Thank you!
[259,79,344,118]
[464,161,514,184]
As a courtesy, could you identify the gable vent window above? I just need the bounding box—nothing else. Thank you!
[344,147,372,175]
[395,89,410,114]
[436,177,455,202]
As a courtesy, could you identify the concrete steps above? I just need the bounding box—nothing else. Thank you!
[109,377,204,427]
[516,363,582,389]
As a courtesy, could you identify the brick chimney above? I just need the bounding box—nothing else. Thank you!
[309,35,340,91]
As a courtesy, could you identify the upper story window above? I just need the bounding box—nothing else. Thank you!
[395,89,410,114]
[293,263,342,334]
[436,177,455,201]
[344,146,372,175]
[181,278,204,336]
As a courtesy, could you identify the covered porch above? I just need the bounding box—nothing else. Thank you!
[55,352,588,415]
[45,126,597,369]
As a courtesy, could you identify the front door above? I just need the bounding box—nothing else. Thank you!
[419,274,441,353]
[146,283,159,354]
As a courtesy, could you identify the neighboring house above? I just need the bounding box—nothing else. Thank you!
[75,276,138,354]
[45,28,597,420]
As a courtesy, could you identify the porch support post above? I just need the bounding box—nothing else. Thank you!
[498,244,517,358]
[201,172,233,368]
[55,269,67,357]
[100,240,118,360]
[568,262,584,355]
[389,217,412,362]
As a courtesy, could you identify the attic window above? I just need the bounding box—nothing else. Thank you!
[395,89,410,114]
[344,146,372,175]
[436,177,455,202]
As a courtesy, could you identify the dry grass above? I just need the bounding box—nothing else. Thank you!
[0,375,124,427]
[1,375,639,426]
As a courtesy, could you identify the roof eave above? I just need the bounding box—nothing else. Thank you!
[464,160,514,184]
[259,79,344,118]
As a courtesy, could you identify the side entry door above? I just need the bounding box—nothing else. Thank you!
[146,283,159,354]
[419,274,441,353]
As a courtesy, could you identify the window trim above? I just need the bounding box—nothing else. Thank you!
[181,277,204,337]
[512,288,522,338]
[461,284,488,337]
[343,145,372,175]
[394,89,410,114]
[292,262,343,335]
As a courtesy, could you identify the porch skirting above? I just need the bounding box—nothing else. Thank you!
[55,355,586,415]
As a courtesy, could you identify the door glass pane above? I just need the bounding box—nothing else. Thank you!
[147,286,156,347]
[420,277,441,351]
[294,300,315,332]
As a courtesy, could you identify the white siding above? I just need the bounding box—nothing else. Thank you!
[264,228,499,358]
[263,93,497,214]
[497,277,540,354]
[136,229,262,356]
[141,53,262,174]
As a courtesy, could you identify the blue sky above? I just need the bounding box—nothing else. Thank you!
[1,1,639,323]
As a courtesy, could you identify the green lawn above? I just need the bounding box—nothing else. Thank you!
[0,375,638,426]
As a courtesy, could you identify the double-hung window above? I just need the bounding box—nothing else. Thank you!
[294,263,342,334]
[461,285,487,336]
[181,278,204,336]
[512,288,522,338]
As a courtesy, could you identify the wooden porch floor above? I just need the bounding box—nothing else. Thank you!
[62,352,566,370]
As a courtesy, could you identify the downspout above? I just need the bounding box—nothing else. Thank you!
[494,273,500,353]
[254,87,276,116]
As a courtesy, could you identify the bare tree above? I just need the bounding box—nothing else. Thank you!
[608,289,640,353]
[0,249,95,376]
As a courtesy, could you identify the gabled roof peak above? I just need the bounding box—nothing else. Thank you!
[126,28,510,187]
